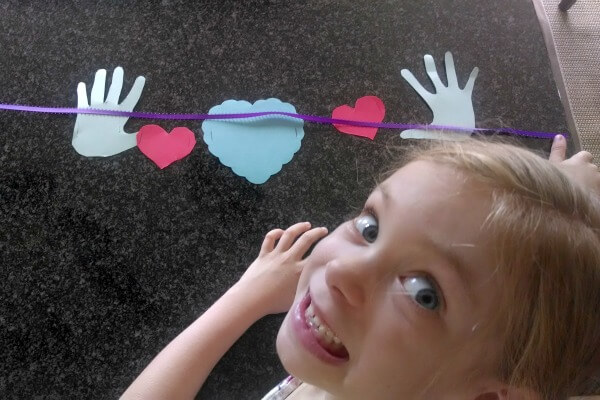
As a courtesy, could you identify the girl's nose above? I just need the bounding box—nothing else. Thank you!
[324,257,374,308]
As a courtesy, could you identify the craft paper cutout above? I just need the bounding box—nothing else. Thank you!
[72,66,146,157]
[400,52,478,141]
[332,96,386,140]
[137,125,196,169]
[202,99,304,184]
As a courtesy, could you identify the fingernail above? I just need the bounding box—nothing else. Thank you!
[554,134,564,143]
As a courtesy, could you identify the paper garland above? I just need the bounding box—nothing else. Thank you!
[0,52,565,182]
[72,67,145,157]
[137,125,196,169]
[400,52,478,141]
[202,99,304,184]
[332,96,386,140]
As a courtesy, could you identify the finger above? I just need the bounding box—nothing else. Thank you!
[401,69,433,104]
[106,66,124,105]
[120,76,146,111]
[445,52,458,88]
[77,82,89,108]
[573,151,594,163]
[549,134,567,163]
[400,128,443,140]
[424,54,445,92]
[276,222,312,252]
[463,67,479,94]
[90,68,107,106]
[289,227,329,258]
[259,229,285,256]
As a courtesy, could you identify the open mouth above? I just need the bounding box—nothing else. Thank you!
[293,291,349,363]
[304,301,349,359]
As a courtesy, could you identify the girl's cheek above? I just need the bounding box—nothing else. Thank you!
[306,239,335,266]
[303,221,352,266]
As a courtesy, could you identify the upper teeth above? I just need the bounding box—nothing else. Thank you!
[304,303,342,345]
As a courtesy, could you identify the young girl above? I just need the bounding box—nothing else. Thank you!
[121,135,600,400]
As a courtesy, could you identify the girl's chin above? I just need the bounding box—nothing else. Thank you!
[275,325,331,393]
[275,313,300,373]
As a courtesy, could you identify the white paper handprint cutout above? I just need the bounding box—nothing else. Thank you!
[401,52,478,140]
[72,67,145,157]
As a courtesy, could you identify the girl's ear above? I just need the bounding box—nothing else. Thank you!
[473,382,541,400]
[473,393,501,400]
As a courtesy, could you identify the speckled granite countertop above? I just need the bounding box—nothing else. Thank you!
[0,1,568,399]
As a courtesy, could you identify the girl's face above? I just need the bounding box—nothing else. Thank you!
[277,161,505,399]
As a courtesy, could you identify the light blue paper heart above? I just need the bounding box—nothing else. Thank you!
[202,98,305,184]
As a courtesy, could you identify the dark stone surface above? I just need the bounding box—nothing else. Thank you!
[0,0,569,399]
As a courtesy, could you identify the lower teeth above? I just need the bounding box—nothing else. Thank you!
[303,302,349,359]
[304,304,342,347]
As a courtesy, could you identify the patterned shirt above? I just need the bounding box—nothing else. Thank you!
[261,376,303,400]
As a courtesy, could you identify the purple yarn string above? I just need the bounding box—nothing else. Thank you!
[0,103,568,139]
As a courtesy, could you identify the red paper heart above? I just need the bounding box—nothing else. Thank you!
[332,96,386,140]
[136,125,196,169]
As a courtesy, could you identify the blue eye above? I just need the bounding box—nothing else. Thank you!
[354,214,378,243]
[401,276,440,310]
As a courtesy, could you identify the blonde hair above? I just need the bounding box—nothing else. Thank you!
[388,137,600,399]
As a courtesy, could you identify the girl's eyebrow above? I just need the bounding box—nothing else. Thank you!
[376,183,474,307]
[426,237,477,310]
[375,184,391,205]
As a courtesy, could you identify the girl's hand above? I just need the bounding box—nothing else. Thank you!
[549,134,600,197]
[121,223,327,400]
[233,222,328,316]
